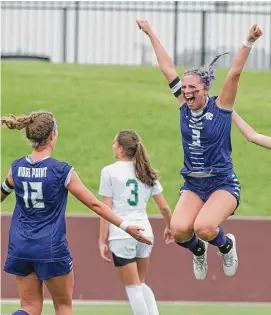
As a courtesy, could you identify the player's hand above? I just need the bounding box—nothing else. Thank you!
[136,20,152,35]
[163,227,174,244]
[99,242,111,263]
[247,24,263,42]
[126,225,152,245]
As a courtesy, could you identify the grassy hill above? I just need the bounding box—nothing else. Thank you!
[1,61,270,216]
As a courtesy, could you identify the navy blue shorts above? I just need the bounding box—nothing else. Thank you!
[4,255,73,281]
[180,172,241,210]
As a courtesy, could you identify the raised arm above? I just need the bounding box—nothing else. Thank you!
[136,19,184,105]
[217,24,262,110]
[232,111,271,150]
[1,169,14,202]
[67,171,152,245]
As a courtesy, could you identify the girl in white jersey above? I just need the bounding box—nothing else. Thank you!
[98,130,173,315]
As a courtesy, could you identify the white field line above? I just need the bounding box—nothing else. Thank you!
[1,299,271,307]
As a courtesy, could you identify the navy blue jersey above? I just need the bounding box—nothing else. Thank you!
[8,156,73,262]
[180,96,233,177]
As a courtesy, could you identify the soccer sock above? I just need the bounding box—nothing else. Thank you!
[175,233,205,256]
[141,283,159,315]
[208,226,233,253]
[219,235,233,254]
[125,284,149,315]
[11,311,30,315]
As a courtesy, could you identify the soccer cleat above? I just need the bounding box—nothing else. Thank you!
[218,233,238,276]
[193,241,208,280]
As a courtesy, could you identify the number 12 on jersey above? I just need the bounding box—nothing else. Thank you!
[22,181,45,209]
[126,179,139,206]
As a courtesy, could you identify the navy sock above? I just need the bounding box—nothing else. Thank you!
[208,226,227,247]
[11,310,30,315]
[176,234,205,256]
[208,226,232,254]
[219,237,233,254]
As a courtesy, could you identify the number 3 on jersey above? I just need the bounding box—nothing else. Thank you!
[22,181,45,209]
[126,179,139,206]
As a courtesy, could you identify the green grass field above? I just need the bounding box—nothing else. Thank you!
[1,61,271,215]
[1,302,271,315]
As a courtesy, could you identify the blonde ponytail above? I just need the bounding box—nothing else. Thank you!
[1,114,32,130]
[1,111,55,147]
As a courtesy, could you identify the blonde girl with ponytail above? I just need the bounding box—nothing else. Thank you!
[1,112,150,315]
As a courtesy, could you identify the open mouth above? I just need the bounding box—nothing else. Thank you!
[185,96,195,106]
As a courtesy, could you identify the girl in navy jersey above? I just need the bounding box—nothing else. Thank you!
[1,111,151,315]
[137,20,262,280]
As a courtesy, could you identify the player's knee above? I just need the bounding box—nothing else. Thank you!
[53,295,72,310]
[20,299,43,315]
[170,221,193,242]
[194,222,217,240]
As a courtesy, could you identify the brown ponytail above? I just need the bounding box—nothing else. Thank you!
[116,130,158,186]
[1,111,55,147]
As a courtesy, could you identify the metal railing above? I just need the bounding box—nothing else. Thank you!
[1,1,271,69]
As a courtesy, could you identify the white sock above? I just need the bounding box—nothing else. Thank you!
[141,283,159,315]
[125,284,149,315]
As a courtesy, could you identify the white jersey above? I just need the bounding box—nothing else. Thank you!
[98,161,163,241]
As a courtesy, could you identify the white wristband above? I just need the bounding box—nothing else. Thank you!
[119,221,129,231]
[243,40,254,49]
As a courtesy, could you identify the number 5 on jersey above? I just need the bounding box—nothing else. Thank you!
[126,179,139,206]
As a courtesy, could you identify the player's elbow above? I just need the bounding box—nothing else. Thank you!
[90,201,104,214]
[229,69,241,79]
[246,132,259,143]
[1,192,8,202]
